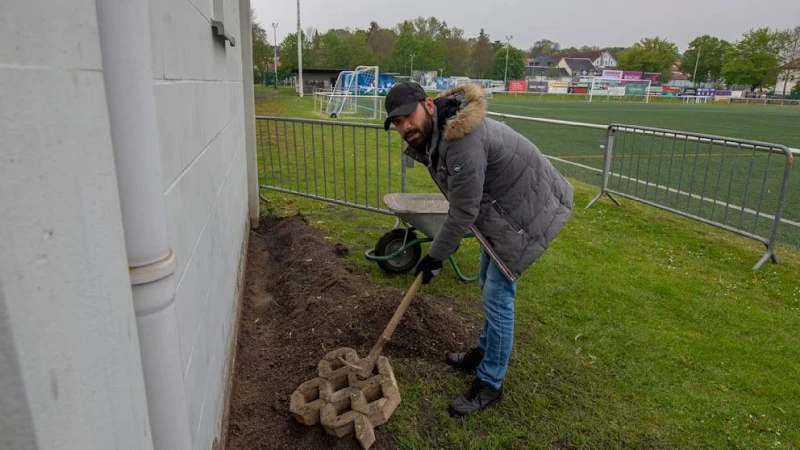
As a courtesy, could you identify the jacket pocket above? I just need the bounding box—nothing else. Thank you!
[492,200,524,235]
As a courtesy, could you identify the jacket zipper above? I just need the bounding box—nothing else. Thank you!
[492,200,524,235]
[427,167,518,282]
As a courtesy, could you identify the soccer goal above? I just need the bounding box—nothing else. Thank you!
[588,77,652,103]
[324,66,386,120]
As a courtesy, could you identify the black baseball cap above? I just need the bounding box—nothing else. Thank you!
[383,82,428,131]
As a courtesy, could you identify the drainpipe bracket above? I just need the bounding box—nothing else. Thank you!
[130,250,177,285]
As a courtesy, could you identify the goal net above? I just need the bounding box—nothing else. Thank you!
[324,66,386,120]
[588,77,652,103]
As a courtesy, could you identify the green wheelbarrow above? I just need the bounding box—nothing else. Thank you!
[365,193,478,282]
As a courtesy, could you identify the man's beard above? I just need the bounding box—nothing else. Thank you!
[403,109,433,151]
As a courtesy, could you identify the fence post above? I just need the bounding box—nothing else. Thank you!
[753,148,793,270]
[586,127,620,208]
[401,153,413,193]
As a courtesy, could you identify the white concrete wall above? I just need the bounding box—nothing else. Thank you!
[0,1,153,449]
[2,0,250,448]
[149,0,249,448]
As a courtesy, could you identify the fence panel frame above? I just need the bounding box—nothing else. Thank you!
[586,123,794,270]
[257,113,796,271]
[256,116,406,216]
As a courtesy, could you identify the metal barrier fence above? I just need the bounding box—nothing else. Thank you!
[729,98,800,107]
[258,112,795,271]
[586,125,793,270]
[488,112,797,270]
[256,116,406,215]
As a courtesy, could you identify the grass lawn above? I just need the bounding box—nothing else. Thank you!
[487,94,800,150]
[255,88,800,449]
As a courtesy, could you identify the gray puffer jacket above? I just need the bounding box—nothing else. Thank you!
[405,83,574,281]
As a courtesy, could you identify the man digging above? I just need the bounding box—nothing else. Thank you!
[384,82,574,417]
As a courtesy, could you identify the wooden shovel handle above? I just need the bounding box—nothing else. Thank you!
[360,273,423,371]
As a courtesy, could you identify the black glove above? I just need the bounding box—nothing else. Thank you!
[415,254,443,285]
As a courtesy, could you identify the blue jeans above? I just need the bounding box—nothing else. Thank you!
[477,247,518,389]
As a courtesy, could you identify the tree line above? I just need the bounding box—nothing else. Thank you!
[253,15,526,81]
[252,12,799,93]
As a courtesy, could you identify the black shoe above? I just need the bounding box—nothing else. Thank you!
[446,347,484,371]
[448,378,503,417]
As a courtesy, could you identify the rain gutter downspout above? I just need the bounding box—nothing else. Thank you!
[95,0,193,448]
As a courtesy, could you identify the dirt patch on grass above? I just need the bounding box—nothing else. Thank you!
[225,214,480,449]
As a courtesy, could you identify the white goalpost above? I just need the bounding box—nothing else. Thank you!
[588,77,652,103]
[324,66,385,120]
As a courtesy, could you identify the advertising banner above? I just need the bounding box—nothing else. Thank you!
[609,86,626,96]
[569,82,588,94]
[682,87,697,96]
[548,81,569,94]
[527,81,549,93]
[642,72,661,82]
[340,72,395,95]
[508,80,528,93]
[625,83,647,96]
[377,74,395,95]
[622,71,642,80]
[602,70,623,80]
[662,86,681,97]
[436,78,455,91]
[418,71,437,90]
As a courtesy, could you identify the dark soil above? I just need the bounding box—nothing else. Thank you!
[225,214,480,449]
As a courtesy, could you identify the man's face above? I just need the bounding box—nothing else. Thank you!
[391,99,434,151]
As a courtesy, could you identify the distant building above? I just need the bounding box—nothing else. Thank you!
[525,66,572,83]
[671,61,689,81]
[775,59,800,95]
[555,50,618,69]
[525,55,560,67]
[557,58,600,78]
[291,68,343,94]
[267,46,282,72]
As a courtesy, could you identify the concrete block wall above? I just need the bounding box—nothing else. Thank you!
[0,1,153,449]
[149,0,249,448]
[1,0,249,448]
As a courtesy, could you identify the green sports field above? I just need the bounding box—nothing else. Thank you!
[488,94,800,149]
[257,87,800,248]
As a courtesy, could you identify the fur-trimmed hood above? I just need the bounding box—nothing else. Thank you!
[435,83,487,141]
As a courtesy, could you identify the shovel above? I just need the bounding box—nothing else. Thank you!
[342,273,424,379]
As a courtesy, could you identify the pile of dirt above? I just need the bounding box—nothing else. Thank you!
[226,214,481,449]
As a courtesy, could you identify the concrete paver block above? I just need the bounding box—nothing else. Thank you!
[318,347,358,381]
[290,349,403,449]
[354,414,376,450]
[288,377,332,425]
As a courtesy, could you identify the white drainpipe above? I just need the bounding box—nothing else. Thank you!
[95,0,193,449]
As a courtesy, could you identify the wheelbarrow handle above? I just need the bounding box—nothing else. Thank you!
[356,273,423,378]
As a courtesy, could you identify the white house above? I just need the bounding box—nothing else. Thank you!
[2,0,259,449]
[557,50,618,69]
[775,59,800,96]
[557,58,600,78]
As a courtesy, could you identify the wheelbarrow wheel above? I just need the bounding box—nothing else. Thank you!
[374,229,421,274]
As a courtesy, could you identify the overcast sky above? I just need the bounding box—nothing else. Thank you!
[252,0,799,52]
